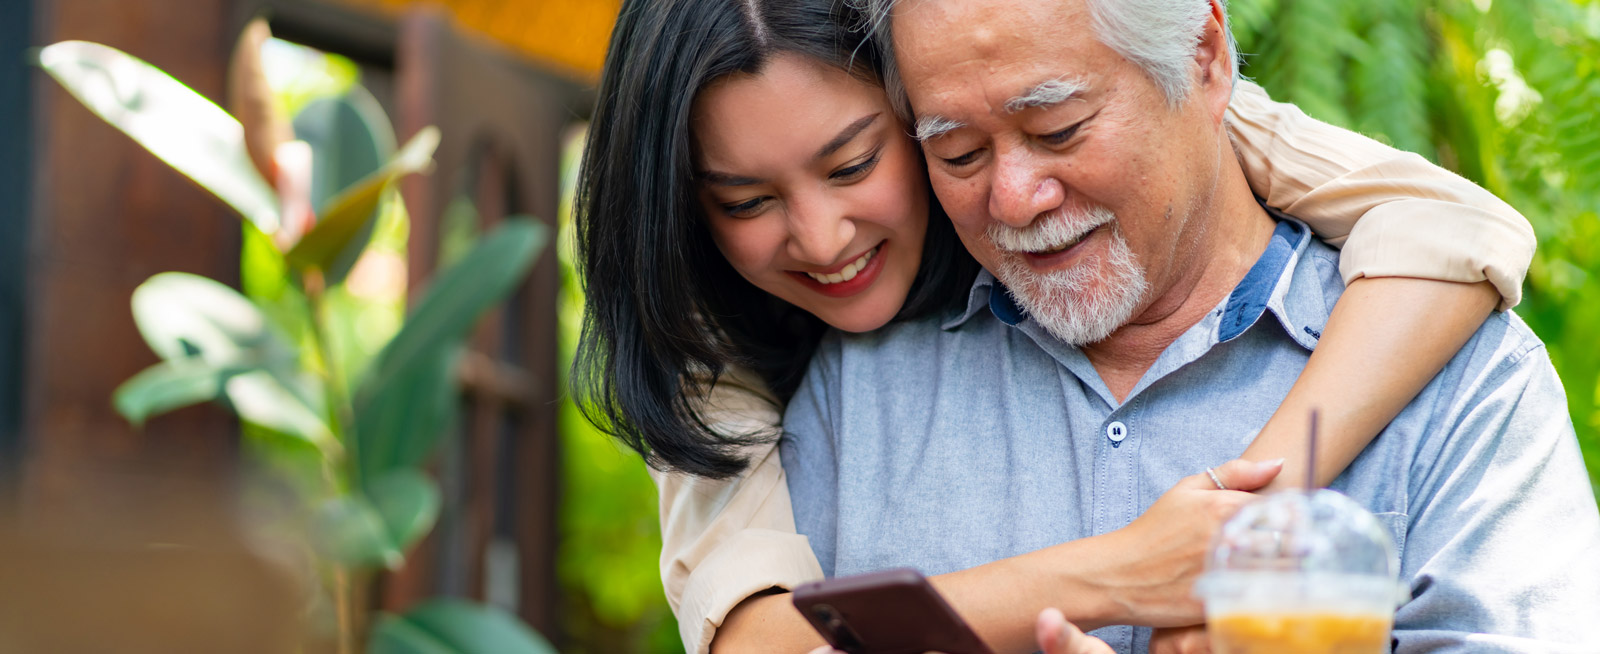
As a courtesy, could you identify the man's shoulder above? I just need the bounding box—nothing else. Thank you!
[1451,306,1548,386]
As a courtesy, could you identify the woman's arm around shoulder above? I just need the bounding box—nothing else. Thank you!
[655,365,824,654]
[1225,78,1532,490]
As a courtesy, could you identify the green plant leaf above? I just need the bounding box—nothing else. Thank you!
[368,599,556,654]
[364,218,547,387]
[293,88,397,285]
[113,359,230,426]
[35,41,281,233]
[353,219,548,481]
[131,272,281,364]
[312,494,402,570]
[353,347,460,488]
[225,369,334,449]
[127,273,334,449]
[285,126,439,274]
[367,469,442,553]
[240,221,316,347]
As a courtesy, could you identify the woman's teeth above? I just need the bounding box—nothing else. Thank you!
[807,247,877,284]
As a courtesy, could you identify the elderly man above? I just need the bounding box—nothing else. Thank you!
[773,0,1600,652]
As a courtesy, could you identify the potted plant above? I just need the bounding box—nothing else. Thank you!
[36,21,555,654]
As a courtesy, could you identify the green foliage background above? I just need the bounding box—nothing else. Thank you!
[554,1,1600,651]
[1227,0,1600,490]
[555,132,684,654]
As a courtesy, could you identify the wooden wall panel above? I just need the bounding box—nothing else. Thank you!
[23,0,242,503]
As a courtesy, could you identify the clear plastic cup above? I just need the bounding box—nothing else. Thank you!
[1193,489,1407,654]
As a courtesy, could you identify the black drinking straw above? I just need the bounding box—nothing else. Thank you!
[1307,409,1320,492]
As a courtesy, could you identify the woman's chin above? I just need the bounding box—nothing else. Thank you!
[813,298,904,333]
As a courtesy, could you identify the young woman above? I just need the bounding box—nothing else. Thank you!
[574,1,1532,652]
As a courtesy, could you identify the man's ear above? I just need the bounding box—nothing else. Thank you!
[1192,0,1234,123]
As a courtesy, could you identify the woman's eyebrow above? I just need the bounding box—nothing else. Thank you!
[814,113,881,161]
[698,171,764,187]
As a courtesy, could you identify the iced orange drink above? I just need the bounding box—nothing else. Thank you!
[1196,490,1405,654]
[1210,610,1391,654]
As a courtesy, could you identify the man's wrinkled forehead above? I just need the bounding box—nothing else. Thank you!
[889,0,1095,102]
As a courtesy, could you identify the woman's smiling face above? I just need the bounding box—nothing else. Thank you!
[692,53,929,333]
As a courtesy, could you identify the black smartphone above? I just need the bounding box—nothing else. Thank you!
[792,568,995,654]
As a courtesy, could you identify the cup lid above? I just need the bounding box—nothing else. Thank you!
[1199,489,1399,584]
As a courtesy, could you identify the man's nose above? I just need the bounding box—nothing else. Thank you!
[988,146,1065,228]
[785,192,855,266]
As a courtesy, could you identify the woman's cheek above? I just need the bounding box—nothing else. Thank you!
[870,171,922,232]
[717,217,787,280]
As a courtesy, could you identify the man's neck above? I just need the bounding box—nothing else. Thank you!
[1084,167,1276,403]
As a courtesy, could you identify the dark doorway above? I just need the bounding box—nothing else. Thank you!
[0,0,33,484]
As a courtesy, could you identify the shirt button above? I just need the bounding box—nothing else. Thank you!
[1106,421,1128,443]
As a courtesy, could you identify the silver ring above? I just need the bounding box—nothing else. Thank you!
[1205,467,1228,491]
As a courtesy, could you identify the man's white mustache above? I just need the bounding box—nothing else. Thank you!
[987,205,1117,253]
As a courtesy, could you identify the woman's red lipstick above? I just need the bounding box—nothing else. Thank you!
[789,242,888,298]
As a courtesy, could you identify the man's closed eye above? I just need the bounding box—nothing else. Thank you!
[1038,123,1083,147]
[941,149,983,168]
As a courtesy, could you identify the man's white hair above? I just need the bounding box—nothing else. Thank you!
[851,0,1239,121]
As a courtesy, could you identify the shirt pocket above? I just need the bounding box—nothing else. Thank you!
[1373,511,1410,563]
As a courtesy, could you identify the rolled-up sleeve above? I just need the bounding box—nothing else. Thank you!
[653,369,824,654]
[1226,79,1535,310]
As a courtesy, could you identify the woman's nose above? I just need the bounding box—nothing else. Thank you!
[785,193,855,266]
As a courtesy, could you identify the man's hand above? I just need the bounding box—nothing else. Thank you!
[1037,608,1114,654]
[1094,458,1283,626]
[1150,625,1212,654]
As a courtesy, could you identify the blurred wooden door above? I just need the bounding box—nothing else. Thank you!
[259,0,583,638]
[382,8,581,638]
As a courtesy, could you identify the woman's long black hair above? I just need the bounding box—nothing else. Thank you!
[574,0,979,478]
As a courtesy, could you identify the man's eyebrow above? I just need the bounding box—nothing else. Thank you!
[698,171,764,187]
[815,113,882,161]
[1005,77,1089,114]
[915,115,965,142]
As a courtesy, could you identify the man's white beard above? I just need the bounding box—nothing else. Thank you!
[987,206,1149,345]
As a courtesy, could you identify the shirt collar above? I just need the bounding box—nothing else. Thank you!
[942,206,1322,351]
[942,268,1008,330]
[1219,214,1311,344]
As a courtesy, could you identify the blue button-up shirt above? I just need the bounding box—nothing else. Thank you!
[781,218,1600,652]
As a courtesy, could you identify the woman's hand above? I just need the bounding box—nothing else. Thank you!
[1092,458,1283,627]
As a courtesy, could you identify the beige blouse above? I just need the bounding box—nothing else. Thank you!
[649,79,1535,653]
